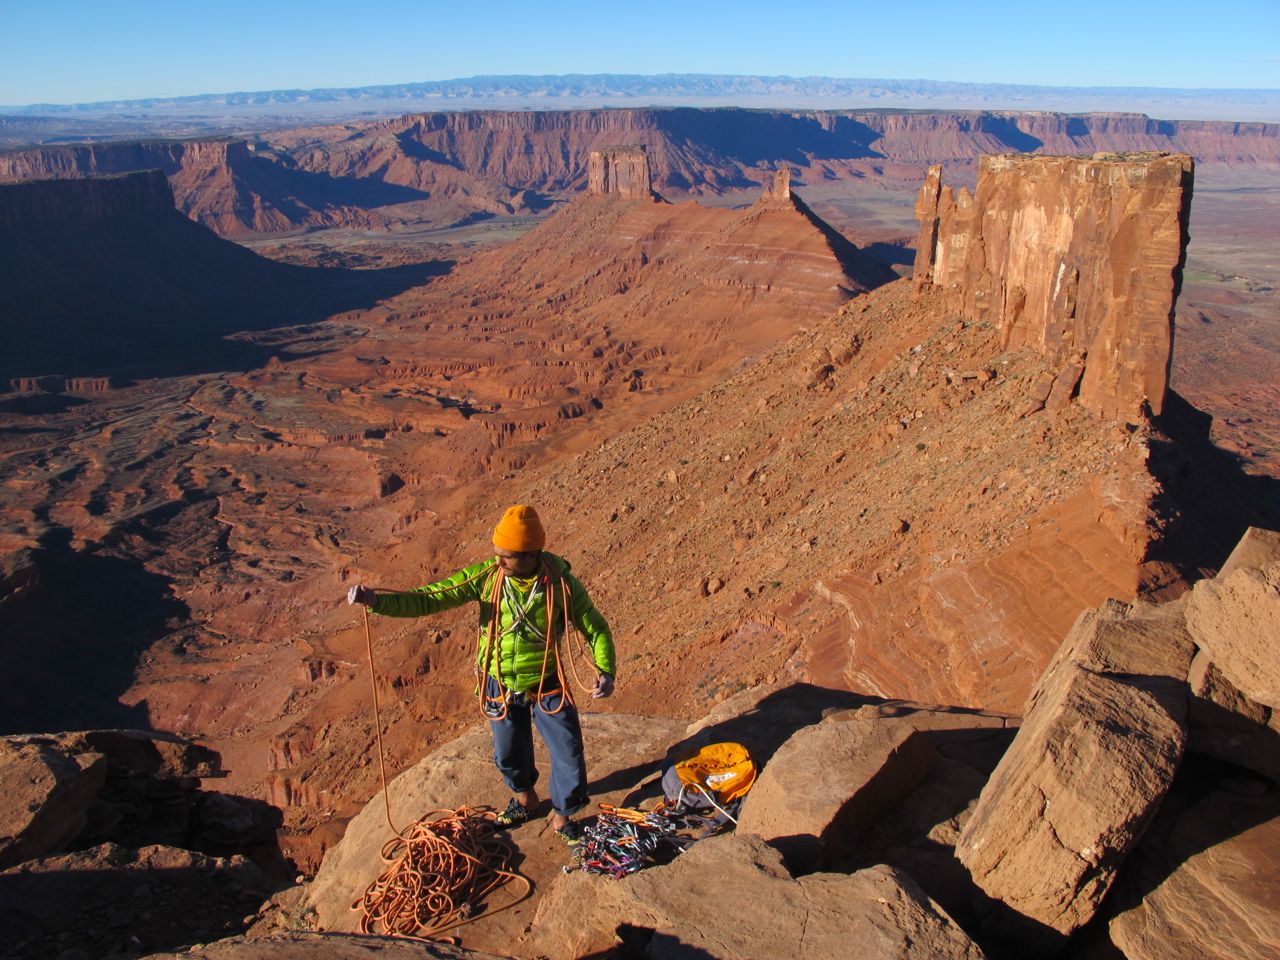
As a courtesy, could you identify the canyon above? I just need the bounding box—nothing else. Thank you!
[2,107,1274,475]
[0,108,1278,959]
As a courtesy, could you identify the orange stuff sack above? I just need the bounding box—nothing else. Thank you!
[669,742,757,804]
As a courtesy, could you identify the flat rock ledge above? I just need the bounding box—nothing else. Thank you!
[139,931,507,959]
[530,832,986,959]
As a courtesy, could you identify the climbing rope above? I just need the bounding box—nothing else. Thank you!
[353,806,531,940]
[353,606,531,941]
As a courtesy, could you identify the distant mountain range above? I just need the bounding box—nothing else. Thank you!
[6,74,1280,124]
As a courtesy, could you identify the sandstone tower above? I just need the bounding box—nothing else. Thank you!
[914,153,1194,420]
[587,146,652,199]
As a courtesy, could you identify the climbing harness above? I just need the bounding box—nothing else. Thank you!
[352,606,531,941]
[477,555,604,722]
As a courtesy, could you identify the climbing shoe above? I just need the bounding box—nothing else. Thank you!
[495,798,530,829]
[555,819,583,846]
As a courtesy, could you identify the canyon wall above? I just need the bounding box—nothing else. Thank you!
[0,110,1269,236]
[913,152,1194,420]
[0,168,175,224]
[0,172,434,379]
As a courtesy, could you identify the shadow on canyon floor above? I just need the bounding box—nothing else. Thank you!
[1,209,456,381]
[0,548,185,734]
[1149,390,1280,579]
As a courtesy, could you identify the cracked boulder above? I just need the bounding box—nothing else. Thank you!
[955,605,1188,951]
[1186,559,1280,711]
[1108,775,1280,960]
[530,832,986,959]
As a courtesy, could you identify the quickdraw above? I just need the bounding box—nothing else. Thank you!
[565,805,699,879]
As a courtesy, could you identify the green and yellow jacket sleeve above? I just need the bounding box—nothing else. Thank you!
[566,571,616,678]
[370,559,496,618]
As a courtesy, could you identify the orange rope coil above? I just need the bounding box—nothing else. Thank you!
[356,608,531,941]
[352,806,531,941]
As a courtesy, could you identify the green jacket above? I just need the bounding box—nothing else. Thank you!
[371,551,615,693]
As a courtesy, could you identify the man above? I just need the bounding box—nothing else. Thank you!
[347,504,615,843]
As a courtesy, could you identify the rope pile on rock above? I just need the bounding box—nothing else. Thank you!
[352,806,531,940]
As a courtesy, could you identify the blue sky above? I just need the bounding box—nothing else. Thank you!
[2,0,1277,105]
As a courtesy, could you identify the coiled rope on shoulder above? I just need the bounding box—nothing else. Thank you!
[353,606,531,941]
[477,556,603,721]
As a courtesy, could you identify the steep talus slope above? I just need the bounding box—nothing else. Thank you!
[497,278,1166,714]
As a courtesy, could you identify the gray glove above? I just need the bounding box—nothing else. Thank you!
[591,673,615,700]
[347,584,377,607]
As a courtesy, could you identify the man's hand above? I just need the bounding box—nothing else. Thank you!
[591,673,614,699]
[347,584,377,607]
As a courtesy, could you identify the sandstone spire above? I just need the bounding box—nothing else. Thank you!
[764,167,791,201]
[914,152,1194,420]
[587,146,652,199]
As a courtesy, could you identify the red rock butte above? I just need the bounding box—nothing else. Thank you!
[915,153,1194,420]
[587,145,654,200]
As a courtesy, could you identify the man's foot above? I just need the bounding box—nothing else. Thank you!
[555,819,584,846]
[495,797,531,829]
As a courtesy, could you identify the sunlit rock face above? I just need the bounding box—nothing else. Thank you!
[914,152,1193,420]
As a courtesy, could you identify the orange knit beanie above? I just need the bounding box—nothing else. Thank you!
[492,504,546,552]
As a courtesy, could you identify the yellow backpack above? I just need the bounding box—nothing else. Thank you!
[662,741,757,823]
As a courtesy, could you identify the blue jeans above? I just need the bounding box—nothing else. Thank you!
[485,675,588,817]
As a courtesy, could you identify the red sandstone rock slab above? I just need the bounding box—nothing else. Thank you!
[956,662,1186,949]
[1187,648,1280,781]
[737,712,939,870]
[1109,786,1280,960]
[140,933,507,959]
[1026,596,1195,713]
[0,736,106,870]
[1216,525,1280,579]
[1186,561,1280,709]
[303,713,686,957]
[530,833,986,959]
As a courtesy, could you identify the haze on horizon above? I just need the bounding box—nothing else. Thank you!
[2,0,1277,107]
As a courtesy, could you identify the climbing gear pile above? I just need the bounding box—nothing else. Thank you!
[565,805,696,878]
[353,806,530,940]
[355,607,531,941]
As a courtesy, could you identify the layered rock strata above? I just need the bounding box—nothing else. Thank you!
[914,153,1194,420]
